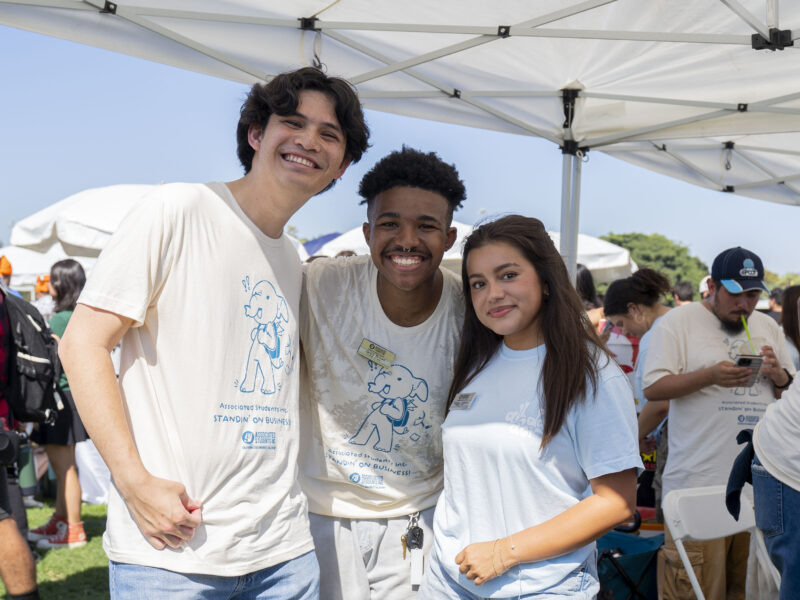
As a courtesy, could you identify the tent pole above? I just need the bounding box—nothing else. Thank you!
[567,152,583,285]
[560,152,573,276]
[766,0,778,29]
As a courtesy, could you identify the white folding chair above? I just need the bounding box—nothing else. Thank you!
[662,485,779,600]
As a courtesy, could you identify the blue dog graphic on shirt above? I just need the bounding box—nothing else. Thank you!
[240,280,288,395]
[349,364,428,452]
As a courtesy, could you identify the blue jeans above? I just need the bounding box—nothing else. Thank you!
[752,453,800,600]
[109,550,319,600]
[419,547,597,599]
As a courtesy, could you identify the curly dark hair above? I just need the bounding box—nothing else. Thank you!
[236,67,370,191]
[358,146,466,221]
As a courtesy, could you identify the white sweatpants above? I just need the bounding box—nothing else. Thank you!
[310,507,435,600]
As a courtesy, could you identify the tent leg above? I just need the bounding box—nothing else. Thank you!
[560,152,573,279]
[767,0,778,28]
[567,153,583,284]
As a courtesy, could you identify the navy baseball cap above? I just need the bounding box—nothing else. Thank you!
[710,247,769,294]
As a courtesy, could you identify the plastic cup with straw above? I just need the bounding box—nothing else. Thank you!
[741,315,759,355]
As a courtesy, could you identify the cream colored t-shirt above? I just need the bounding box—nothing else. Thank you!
[642,302,793,498]
[79,182,312,575]
[299,255,464,518]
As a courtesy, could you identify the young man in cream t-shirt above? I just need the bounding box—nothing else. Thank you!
[58,68,369,599]
[300,147,466,599]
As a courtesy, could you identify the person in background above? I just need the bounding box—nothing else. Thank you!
[767,287,783,323]
[576,263,604,328]
[28,259,90,550]
[420,216,641,599]
[698,275,712,300]
[0,286,40,600]
[751,368,800,599]
[31,275,55,322]
[671,281,693,306]
[780,285,800,371]
[644,247,794,600]
[0,257,22,299]
[603,268,672,520]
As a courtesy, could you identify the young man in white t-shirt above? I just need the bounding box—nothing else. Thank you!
[58,68,369,599]
[643,246,794,600]
[300,147,466,599]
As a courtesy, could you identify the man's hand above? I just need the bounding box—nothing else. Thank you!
[708,361,753,388]
[455,540,503,586]
[759,345,789,385]
[118,472,202,550]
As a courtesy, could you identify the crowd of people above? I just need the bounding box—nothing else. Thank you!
[0,66,798,600]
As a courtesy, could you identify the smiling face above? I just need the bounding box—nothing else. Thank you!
[362,186,456,294]
[466,241,546,350]
[249,90,349,200]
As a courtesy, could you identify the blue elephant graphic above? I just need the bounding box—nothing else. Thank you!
[240,280,288,395]
[349,364,429,452]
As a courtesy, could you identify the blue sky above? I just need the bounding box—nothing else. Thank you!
[2,24,799,276]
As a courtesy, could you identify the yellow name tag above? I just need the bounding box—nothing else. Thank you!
[357,338,396,369]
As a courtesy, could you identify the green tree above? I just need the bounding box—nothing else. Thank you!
[600,233,709,299]
[765,270,800,290]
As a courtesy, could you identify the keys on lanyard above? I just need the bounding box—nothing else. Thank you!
[403,512,424,585]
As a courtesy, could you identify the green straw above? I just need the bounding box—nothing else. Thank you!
[741,315,758,354]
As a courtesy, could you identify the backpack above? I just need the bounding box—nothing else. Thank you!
[0,287,62,424]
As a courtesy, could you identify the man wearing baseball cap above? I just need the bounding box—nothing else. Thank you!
[642,247,795,600]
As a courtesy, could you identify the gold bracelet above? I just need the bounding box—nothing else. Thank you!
[491,538,500,577]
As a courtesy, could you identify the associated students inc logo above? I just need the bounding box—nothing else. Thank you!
[242,431,255,444]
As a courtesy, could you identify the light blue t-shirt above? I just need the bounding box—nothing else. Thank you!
[432,343,642,598]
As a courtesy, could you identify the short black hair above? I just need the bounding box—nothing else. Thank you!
[358,146,466,221]
[236,67,370,191]
[673,281,694,302]
[770,287,784,306]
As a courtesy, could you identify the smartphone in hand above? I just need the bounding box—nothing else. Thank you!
[735,354,763,387]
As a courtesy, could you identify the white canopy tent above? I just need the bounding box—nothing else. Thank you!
[3,0,800,278]
[314,221,635,282]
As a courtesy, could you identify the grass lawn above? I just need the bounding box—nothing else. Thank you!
[1,502,109,600]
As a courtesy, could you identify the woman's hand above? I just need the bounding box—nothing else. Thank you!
[455,537,516,586]
[455,540,498,586]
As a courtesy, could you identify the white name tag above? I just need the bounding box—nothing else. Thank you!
[451,392,476,410]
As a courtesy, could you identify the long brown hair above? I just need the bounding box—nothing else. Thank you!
[782,285,800,356]
[447,215,604,448]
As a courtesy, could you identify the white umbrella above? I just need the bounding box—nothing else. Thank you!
[11,184,155,256]
[314,221,634,282]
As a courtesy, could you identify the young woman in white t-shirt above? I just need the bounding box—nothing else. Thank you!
[420,215,642,599]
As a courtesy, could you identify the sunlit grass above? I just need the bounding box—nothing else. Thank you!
[1,501,108,600]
